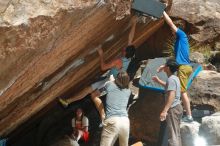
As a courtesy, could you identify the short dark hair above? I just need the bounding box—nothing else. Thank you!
[165,58,179,73]
[125,45,136,58]
[115,71,130,89]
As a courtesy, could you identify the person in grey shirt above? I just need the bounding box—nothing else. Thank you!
[153,58,183,146]
[91,71,131,146]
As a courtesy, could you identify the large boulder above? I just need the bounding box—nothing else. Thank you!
[129,89,164,143]
[170,0,220,45]
[189,70,220,111]
[199,112,220,145]
[180,121,200,146]
[142,0,220,60]
[0,0,169,139]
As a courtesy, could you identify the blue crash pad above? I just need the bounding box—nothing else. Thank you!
[139,57,202,93]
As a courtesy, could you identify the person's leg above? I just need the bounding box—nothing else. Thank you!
[59,78,108,107]
[181,91,192,119]
[118,117,130,146]
[175,105,183,146]
[166,105,183,146]
[76,130,84,141]
[100,118,118,146]
[176,105,183,146]
[178,65,193,121]
[91,90,105,121]
[67,86,93,103]
[59,86,93,107]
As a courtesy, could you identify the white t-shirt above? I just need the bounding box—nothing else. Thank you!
[72,116,89,129]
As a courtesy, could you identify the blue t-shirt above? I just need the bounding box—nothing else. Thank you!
[174,28,191,65]
[105,81,131,119]
[109,57,131,78]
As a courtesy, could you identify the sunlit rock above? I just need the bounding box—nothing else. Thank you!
[170,0,220,43]
[180,121,200,146]
[199,112,220,145]
[189,70,220,111]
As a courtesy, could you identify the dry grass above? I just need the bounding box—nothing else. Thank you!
[163,37,212,63]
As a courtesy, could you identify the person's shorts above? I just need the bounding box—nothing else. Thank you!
[177,65,193,92]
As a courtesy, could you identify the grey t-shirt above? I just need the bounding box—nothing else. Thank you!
[105,81,131,119]
[165,75,181,108]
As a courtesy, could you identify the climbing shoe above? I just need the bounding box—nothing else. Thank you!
[182,116,193,123]
[59,98,69,108]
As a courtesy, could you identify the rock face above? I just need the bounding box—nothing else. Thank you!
[190,51,205,64]
[189,70,220,111]
[180,113,220,146]
[129,89,164,143]
[180,121,200,146]
[199,112,220,145]
[170,0,220,47]
[0,0,94,25]
[210,51,220,72]
[142,0,220,60]
[0,0,172,141]
[0,0,131,26]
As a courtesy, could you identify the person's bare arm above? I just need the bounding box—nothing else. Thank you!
[83,126,88,132]
[160,90,176,121]
[97,47,122,71]
[152,76,166,87]
[91,90,106,121]
[128,16,137,46]
[163,11,177,33]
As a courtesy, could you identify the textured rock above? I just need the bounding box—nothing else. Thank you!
[129,89,164,143]
[170,0,220,44]
[190,51,205,64]
[141,0,220,64]
[189,70,220,111]
[210,51,220,72]
[202,63,217,71]
[199,112,220,145]
[215,42,220,50]
[109,0,131,20]
[0,0,131,26]
[180,121,200,146]
[0,0,170,138]
[0,0,98,26]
